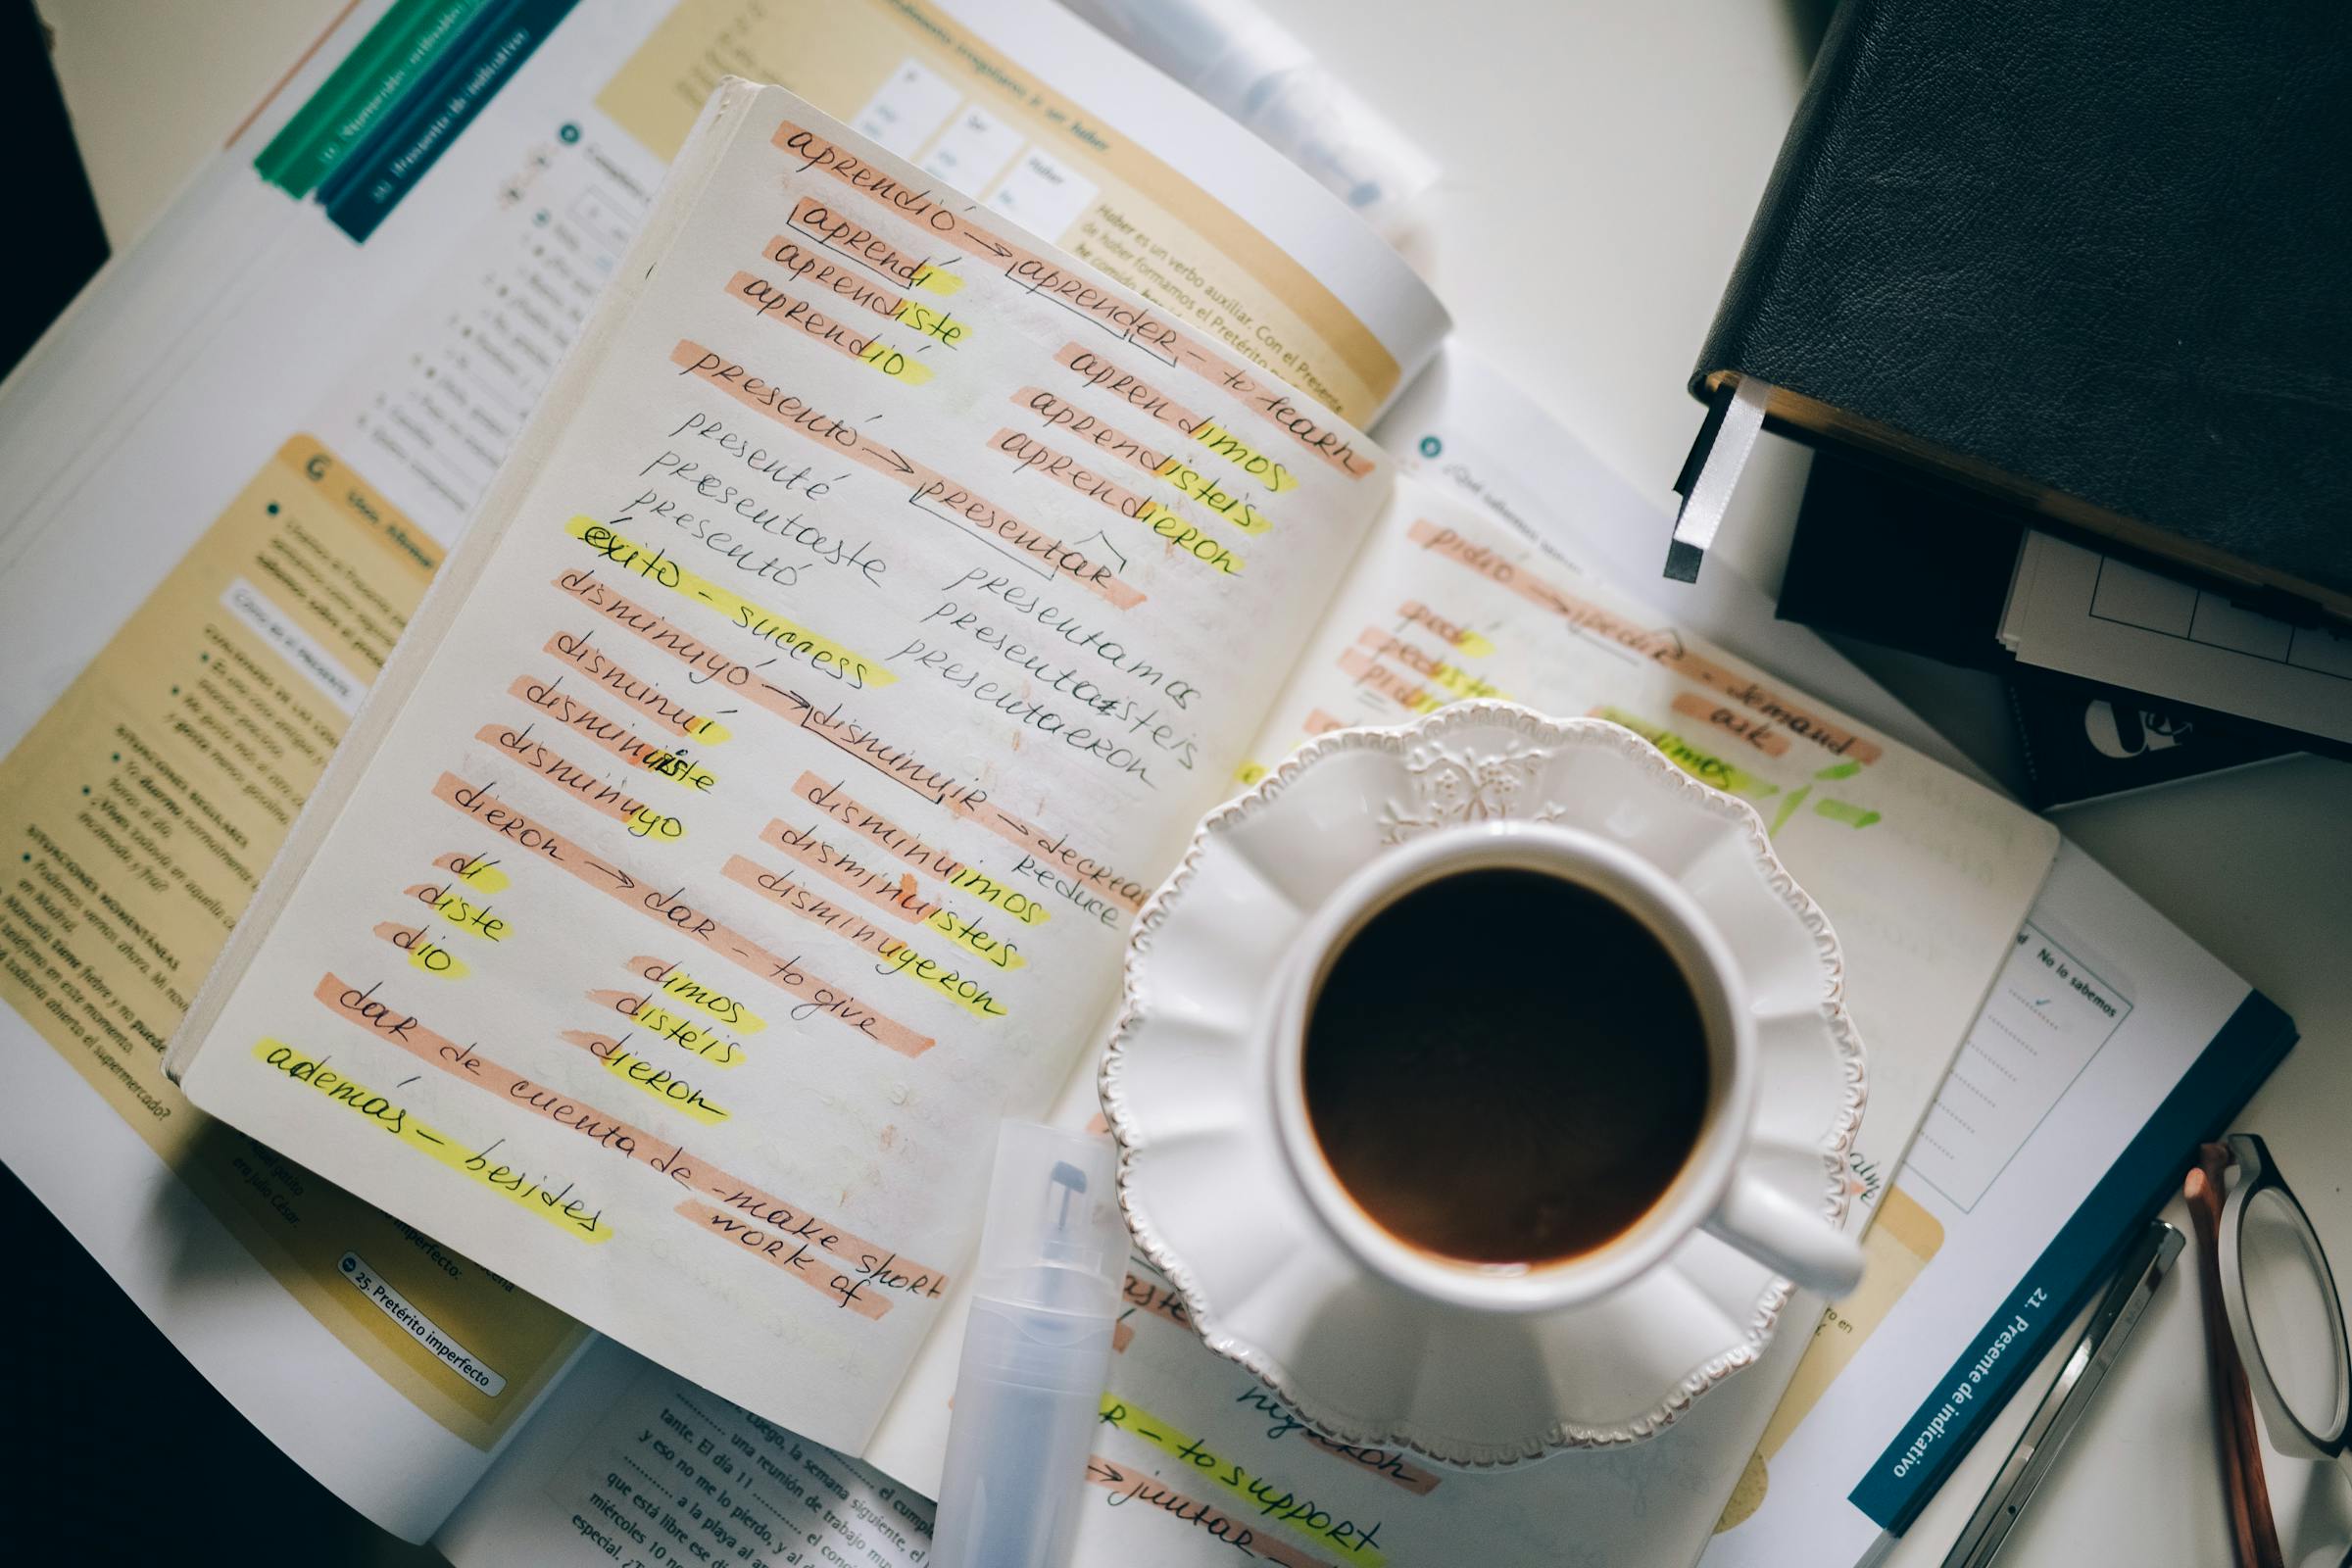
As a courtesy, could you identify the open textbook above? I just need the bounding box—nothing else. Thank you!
[0,0,1451,1539]
[147,72,2052,1544]
[0,6,2064,1561]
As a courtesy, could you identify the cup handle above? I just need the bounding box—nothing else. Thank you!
[1703,1173,1865,1296]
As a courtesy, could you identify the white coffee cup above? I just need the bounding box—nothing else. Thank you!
[1264,819,1865,1313]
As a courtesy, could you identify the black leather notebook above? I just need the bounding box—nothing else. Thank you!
[1691,0,2352,626]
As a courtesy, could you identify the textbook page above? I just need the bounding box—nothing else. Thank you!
[1242,481,2058,1172]
[1372,346,1990,785]
[599,0,1446,424]
[173,84,1391,1456]
[0,439,591,1538]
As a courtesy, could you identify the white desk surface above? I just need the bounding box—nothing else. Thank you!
[41,1,2352,1562]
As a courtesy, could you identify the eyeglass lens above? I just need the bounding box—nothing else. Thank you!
[2240,1185,2348,1440]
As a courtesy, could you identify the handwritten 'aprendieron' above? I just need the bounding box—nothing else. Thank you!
[311,973,939,1316]
[429,770,933,1055]
[991,428,1249,576]
[1407,520,1884,762]
[666,340,1146,609]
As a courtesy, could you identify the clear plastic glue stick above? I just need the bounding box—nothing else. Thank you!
[932,1121,1125,1568]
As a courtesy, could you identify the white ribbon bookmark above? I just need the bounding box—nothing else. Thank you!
[1666,374,1773,582]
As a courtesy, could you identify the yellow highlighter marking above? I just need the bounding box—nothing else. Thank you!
[625,805,687,842]
[942,864,1050,926]
[1099,1395,1386,1567]
[408,938,467,979]
[655,965,767,1033]
[879,941,1007,1019]
[1185,419,1298,493]
[593,1041,731,1124]
[921,906,1026,971]
[857,338,934,384]
[449,856,510,893]
[564,516,894,686]
[909,263,964,296]
[1428,662,1506,701]
[252,1039,611,1242]
[637,748,720,791]
[1594,707,1776,800]
[891,298,970,347]
[626,1003,746,1068]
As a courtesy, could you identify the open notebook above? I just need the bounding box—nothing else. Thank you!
[161,72,2058,1525]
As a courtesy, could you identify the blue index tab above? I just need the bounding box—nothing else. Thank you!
[320,0,579,244]
[1848,988,2295,1534]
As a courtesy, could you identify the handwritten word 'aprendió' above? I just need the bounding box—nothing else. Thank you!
[251,1038,610,1241]
[794,773,1050,927]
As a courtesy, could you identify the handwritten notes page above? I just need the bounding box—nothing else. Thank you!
[1244,480,2062,1199]
[173,83,1388,1453]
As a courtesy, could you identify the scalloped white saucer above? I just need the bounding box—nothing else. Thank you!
[1100,704,1865,1467]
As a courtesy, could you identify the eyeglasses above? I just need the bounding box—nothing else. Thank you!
[2184,1135,2352,1568]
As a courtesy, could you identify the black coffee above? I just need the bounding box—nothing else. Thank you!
[1301,867,1710,1266]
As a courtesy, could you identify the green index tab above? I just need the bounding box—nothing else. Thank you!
[255,0,490,198]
